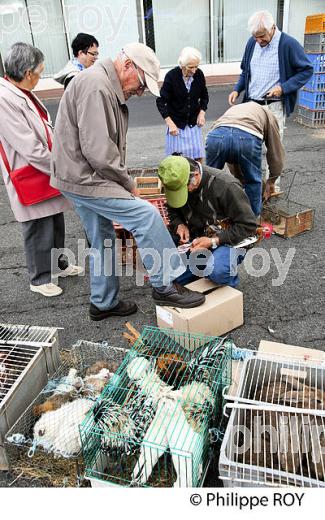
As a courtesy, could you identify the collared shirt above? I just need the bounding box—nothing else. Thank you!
[248,28,281,100]
[71,57,85,72]
[183,75,194,92]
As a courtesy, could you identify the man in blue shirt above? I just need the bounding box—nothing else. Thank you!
[228,10,313,189]
[54,33,99,90]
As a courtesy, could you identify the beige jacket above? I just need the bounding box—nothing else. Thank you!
[0,78,70,222]
[51,59,135,198]
[211,101,285,180]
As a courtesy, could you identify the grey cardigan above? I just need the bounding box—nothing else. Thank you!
[0,78,70,222]
[51,59,135,198]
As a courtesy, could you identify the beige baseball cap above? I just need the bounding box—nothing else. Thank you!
[123,42,160,96]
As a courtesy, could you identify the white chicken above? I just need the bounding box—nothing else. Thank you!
[128,357,215,487]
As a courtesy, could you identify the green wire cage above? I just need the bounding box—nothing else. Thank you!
[80,327,232,488]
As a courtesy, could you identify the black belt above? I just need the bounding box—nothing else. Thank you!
[249,98,282,105]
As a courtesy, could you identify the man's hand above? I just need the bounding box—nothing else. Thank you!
[131,187,141,197]
[176,224,190,244]
[263,179,276,200]
[191,236,217,251]
[197,110,206,127]
[266,85,283,98]
[228,91,239,105]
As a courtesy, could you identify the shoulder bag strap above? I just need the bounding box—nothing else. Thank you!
[0,142,11,174]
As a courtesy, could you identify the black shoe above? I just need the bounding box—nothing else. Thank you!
[89,301,138,321]
[152,282,206,309]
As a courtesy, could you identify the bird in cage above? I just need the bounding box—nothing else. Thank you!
[186,339,228,387]
[155,352,187,387]
[127,356,215,486]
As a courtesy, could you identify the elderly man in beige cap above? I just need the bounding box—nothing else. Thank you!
[51,43,205,320]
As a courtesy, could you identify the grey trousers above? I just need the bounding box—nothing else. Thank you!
[21,213,68,285]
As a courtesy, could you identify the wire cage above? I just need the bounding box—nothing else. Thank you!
[0,324,60,470]
[219,352,325,487]
[5,341,127,486]
[80,327,232,488]
[128,167,158,179]
[261,170,314,238]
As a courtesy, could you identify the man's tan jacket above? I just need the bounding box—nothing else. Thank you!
[211,101,285,180]
[51,59,135,198]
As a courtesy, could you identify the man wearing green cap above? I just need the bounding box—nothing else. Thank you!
[158,155,257,287]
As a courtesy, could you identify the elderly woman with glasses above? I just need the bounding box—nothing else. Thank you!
[0,42,82,297]
[156,47,209,162]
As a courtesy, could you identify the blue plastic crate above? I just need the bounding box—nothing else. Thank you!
[298,89,325,109]
[308,53,325,73]
[304,72,325,91]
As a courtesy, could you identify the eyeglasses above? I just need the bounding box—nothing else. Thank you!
[87,51,99,58]
[134,64,146,91]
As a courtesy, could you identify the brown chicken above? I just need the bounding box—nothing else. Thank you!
[32,392,75,417]
[156,353,186,387]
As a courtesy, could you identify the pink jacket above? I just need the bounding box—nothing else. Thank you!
[0,78,70,222]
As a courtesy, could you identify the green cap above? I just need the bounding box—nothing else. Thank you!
[158,156,190,208]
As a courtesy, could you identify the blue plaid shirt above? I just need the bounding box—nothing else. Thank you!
[248,28,281,100]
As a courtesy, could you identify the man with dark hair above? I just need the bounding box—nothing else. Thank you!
[54,33,99,89]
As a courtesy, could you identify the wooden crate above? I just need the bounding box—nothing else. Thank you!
[113,196,169,265]
[261,198,314,238]
[135,176,162,196]
[305,14,325,34]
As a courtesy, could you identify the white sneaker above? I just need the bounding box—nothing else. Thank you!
[30,283,63,297]
[58,265,84,278]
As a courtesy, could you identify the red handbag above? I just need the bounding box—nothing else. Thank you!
[0,118,60,206]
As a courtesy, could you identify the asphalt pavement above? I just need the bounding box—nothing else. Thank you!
[0,85,325,489]
[1,86,324,352]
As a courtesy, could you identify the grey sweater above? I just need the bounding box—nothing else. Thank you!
[168,165,257,245]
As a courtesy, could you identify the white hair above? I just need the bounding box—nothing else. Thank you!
[248,10,275,34]
[178,47,201,67]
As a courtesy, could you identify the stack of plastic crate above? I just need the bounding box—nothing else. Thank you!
[297,14,325,127]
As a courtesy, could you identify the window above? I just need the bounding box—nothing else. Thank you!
[151,0,210,67]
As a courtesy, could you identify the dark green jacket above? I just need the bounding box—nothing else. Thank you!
[168,165,257,245]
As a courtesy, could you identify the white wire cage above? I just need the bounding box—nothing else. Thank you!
[219,351,325,487]
[5,340,128,486]
[0,323,61,470]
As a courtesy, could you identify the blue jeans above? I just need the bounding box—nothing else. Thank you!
[62,192,185,310]
[206,126,263,216]
[176,245,246,288]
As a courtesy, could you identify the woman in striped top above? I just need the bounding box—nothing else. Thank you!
[156,47,209,162]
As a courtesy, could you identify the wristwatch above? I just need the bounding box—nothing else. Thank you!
[211,237,218,249]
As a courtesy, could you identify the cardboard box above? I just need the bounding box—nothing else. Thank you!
[259,340,325,363]
[156,279,243,350]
